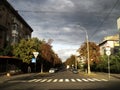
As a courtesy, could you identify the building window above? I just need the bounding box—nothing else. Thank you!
[11,23,19,36]
[12,23,18,30]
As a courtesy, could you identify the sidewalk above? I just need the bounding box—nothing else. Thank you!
[0,73,35,84]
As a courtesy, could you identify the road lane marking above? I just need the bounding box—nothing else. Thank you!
[59,79,63,82]
[71,79,76,82]
[28,79,37,82]
[87,78,95,82]
[47,79,52,82]
[17,78,109,83]
[65,79,70,82]
[82,78,89,82]
[41,79,47,82]
[34,79,42,82]
[53,79,58,82]
[76,79,82,82]
[101,79,108,81]
[92,78,101,81]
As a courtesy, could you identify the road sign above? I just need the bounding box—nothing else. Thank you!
[106,50,111,56]
[106,46,111,51]
[32,58,36,63]
[33,52,39,58]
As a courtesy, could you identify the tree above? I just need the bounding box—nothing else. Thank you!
[13,38,40,64]
[39,42,62,68]
[65,55,76,67]
[13,38,62,72]
[40,42,53,63]
[78,42,100,64]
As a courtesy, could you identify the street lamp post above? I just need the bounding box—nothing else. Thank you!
[77,24,91,74]
[85,30,91,74]
[75,52,80,69]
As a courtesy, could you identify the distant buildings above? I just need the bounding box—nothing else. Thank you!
[0,0,33,49]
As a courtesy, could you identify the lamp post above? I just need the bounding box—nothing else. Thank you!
[75,52,80,69]
[84,30,91,74]
[77,24,91,74]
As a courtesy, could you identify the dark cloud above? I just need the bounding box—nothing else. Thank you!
[8,0,120,61]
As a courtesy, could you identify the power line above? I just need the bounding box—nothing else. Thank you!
[89,0,120,40]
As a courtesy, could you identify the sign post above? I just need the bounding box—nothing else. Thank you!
[105,45,111,80]
[33,52,39,72]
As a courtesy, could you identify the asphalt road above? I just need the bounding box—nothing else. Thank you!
[0,70,120,90]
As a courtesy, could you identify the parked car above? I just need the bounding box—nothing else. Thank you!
[72,68,78,74]
[49,68,55,73]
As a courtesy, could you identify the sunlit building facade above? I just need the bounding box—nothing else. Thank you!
[99,34,119,55]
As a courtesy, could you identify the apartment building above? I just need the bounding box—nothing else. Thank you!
[99,34,119,55]
[0,0,33,49]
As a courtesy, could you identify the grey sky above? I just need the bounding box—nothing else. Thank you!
[8,0,120,61]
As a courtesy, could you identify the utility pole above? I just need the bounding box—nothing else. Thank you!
[75,52,80,69]
[77,24,91,74]
[85,30,91,74]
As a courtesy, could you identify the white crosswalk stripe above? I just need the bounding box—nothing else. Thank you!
[19,78,108,83]
[76,78,82,82]
[59,79,64,82]
[28,79,37,82]
[65,79,70,82]
[87,78,95,82]
[92,78,101,81]
[71,79,76,82]
[53,79,58,82]
[46,79,52,82]
[82,78,89,82]
[34,79,42,82]
[41,79,47,82]
[101,79,108,81]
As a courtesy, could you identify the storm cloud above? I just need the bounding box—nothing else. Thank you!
[8,0,120,61]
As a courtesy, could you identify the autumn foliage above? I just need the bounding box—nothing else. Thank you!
[78,42,100,64]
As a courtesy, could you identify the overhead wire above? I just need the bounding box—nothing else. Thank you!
[89,0,120,41]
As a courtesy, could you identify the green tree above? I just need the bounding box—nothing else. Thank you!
[95,54,120,73]
[13,38,40,64]
[13,38,62,72]
[109,53,120,73]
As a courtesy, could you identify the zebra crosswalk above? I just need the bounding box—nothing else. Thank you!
[26,78,108,83]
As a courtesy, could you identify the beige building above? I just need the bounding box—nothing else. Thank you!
[99,34,119,55]
[0,0,33,49]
